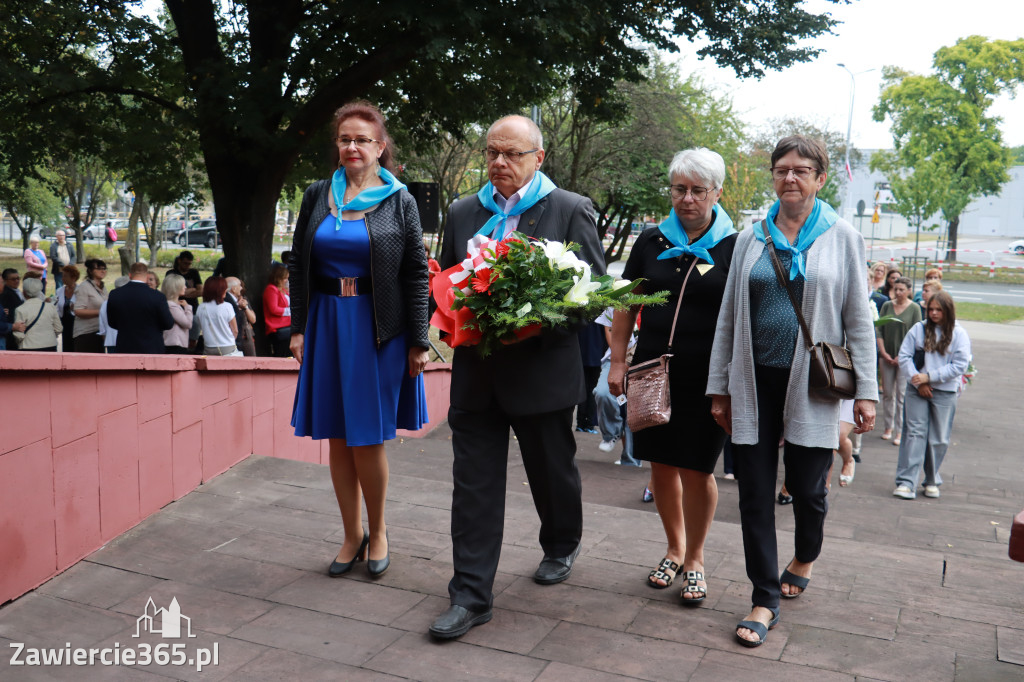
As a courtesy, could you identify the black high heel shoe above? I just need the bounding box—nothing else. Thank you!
[367,532,390,578]
[328,534,369,577]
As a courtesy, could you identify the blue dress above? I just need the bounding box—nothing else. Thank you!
[292,215,427,445]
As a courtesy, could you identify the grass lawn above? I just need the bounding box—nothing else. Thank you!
[955,301,1024,324]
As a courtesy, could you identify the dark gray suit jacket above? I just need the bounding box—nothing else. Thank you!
[440,187,605,416]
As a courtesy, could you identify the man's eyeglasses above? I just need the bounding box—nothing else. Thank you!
[334,137,380,147]
[668,185,712,201]
[771,166,818,180]
[482,148,538,164]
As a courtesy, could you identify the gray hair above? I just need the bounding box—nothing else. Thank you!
[114,276,130,289]
[23,277,44,299]
[162,272,186,300]
[668,148,726,189]
[487,115,543,149]
[55,229,66,237]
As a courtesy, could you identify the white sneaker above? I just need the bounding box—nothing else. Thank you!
[923,485,940,498]
[598,440,616,453]
[893,485,916,500]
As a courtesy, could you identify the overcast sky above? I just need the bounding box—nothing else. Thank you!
[672,0,1023,151]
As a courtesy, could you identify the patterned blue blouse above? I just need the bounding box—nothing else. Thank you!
[750,248,805,368]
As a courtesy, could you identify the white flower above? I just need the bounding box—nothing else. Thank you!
[543,239,583,271]
[613,278,631,289]
[564,262,601,304]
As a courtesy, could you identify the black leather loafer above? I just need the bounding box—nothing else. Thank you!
[534,543,581,585]
[428,605,493,639]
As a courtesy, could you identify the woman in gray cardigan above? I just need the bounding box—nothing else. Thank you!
[707,135,878,647]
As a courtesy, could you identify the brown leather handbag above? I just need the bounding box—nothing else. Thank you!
[625,258,698,432]
[764,227,856,401]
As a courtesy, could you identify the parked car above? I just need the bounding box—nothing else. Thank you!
[38,225,77,239]
[1010,239,1024,255]
[176,220,221,248]
[82,220,129,240]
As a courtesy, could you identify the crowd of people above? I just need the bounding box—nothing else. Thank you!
[0,247,292,357]
[1,101,976,651]
[279,103,975,649]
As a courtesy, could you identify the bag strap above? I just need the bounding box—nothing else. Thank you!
[665,257,699,353]
[22,301,46,334]
[762,220,814,351]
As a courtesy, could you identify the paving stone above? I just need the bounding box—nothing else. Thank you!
[897,609,998,659]
[266,573,426,626]
[223,648,405,681]
[209,529,336,574]
[0,594,137,649]
[364,630,547,681]
[780,624,955,681]
[530,621,704,680]
[688,649,853,681]
[161,490,251,522]
[36,562,163,610]
[562,553,729,608]
[216,502,342,541]
[229,605,402,667]
[227,455,332,489]
[495,577,645,631]
[108,580,276,636]
[533,661,644,681]
[264,487,340,517]
[628,599,791,659]
[151,549,307,600]
[954,654,1024,682]
[996,626,1024,665]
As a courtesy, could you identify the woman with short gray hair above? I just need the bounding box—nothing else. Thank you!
[608,147,738,606]
[13,277,62,351]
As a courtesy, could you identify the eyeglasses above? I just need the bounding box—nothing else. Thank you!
[482,148,538,164]
[771,166,818,180]
[334,137,380,147]
[668,185,713,201]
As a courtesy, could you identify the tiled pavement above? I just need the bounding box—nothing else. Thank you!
[2,324,1023,681]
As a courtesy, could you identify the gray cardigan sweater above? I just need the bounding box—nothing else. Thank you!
[706,218,878,449]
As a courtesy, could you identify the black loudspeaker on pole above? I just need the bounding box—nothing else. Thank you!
[406,182,440,234]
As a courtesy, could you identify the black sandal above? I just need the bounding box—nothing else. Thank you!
[735,606,780,648]
[780,565,810,598]
[680,570,707,605]
[647,558,679,589]
[777,491,793,505]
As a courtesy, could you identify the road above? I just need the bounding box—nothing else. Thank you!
[868,235,1024,270]
[608,261,1024,307]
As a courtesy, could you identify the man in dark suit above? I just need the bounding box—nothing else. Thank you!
[106,262,174,354]
[429,115,605,639]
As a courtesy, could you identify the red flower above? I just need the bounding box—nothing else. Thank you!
[495,241,510,258]
[471,268,494,294]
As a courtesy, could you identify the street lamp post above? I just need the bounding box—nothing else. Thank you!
[837,63,875,224]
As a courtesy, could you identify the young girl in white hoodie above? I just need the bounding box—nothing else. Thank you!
[893,291,972,499]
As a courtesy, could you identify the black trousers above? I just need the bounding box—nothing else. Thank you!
[576,365,601,429]
[732,365,833,610]
[267,328,291,358]
[447,404,582,611]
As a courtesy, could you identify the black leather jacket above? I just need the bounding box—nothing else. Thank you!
[289,179,430,349]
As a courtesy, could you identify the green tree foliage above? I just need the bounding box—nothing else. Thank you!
[1,0,844,309]
[540,56,745,261]
[751,117,858,210]
[872,36,1024,259]
[0,169,65,249]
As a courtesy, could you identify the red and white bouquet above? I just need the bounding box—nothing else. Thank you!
[430,232,666,356]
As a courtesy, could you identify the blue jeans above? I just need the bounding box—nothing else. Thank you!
[895,385,958,489]
[594,360,638,465]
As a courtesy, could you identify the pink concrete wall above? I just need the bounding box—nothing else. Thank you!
[0,352,451,605]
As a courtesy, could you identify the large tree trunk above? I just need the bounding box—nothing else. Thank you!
[946,214,960,264]
[206,160,285,355]
[118,200,144,275]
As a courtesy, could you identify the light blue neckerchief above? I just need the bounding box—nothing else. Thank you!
[474,171,557,238]
[753,199,838,279]
[656,204,736,265]
[331,166,406,229]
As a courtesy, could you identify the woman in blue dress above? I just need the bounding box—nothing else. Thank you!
[289,101,430,580]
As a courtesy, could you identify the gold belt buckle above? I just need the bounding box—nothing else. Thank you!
[339,276,358,297]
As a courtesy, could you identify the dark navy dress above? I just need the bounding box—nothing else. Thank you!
[291,215,427,445]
